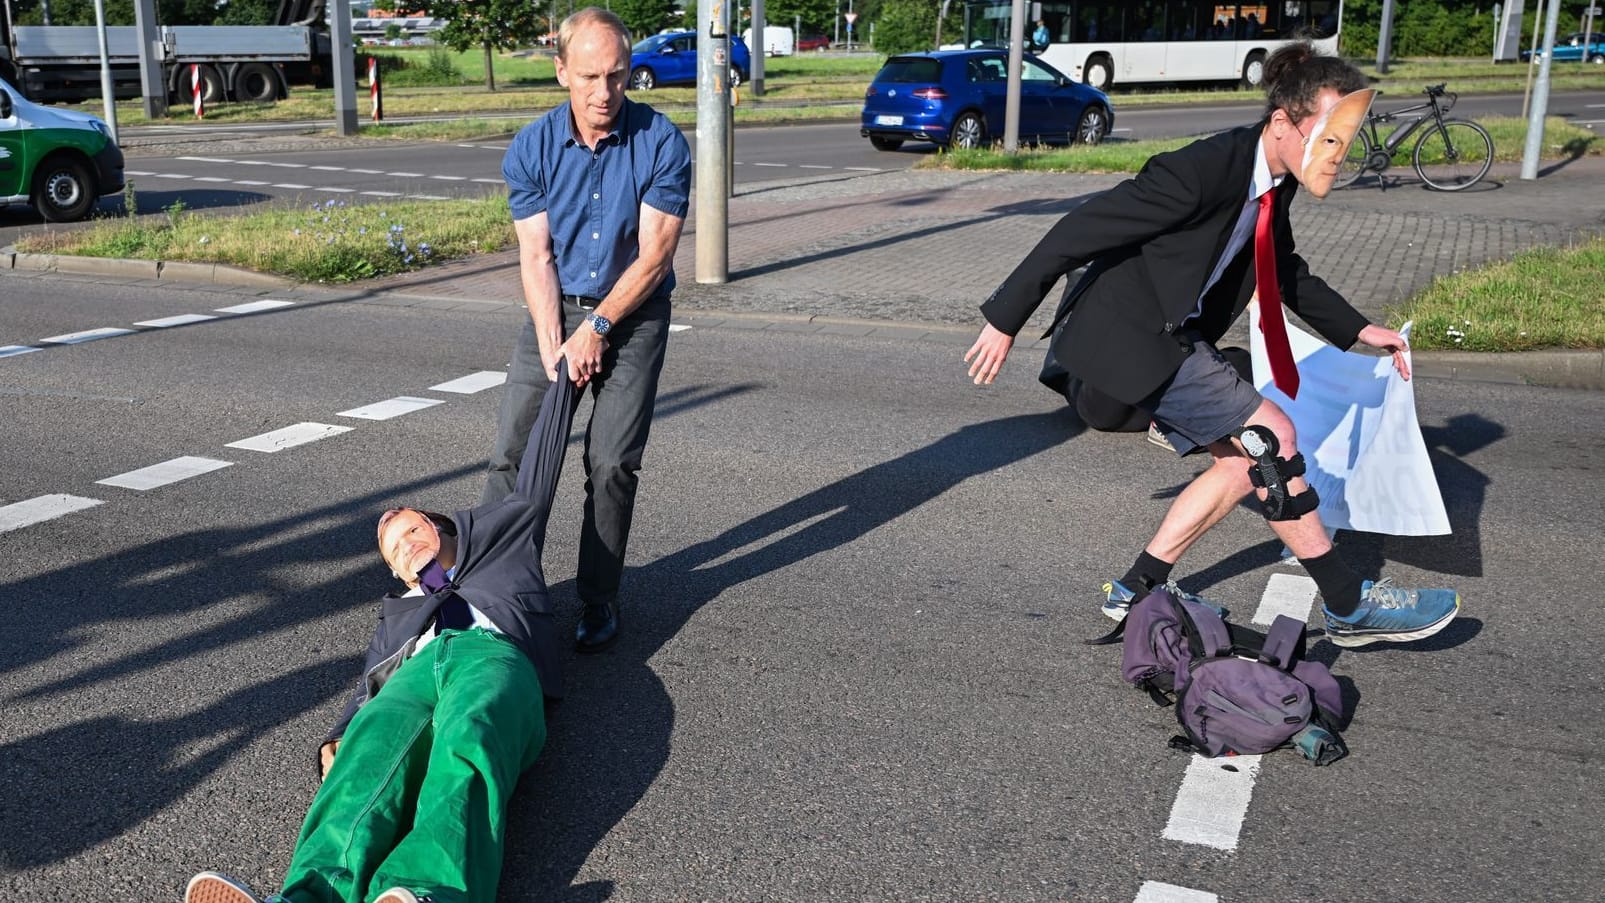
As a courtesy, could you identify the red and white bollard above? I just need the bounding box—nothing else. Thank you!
[191,64,203,119]
[369,56,383,122]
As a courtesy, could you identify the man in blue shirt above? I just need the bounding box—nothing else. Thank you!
[482,6,692,654]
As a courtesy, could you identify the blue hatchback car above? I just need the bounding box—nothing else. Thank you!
[860,50,1113,151]
[629,31,752,90]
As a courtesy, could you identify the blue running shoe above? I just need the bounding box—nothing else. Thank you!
[1100,579,1228,621]
[1323,578,1460,647]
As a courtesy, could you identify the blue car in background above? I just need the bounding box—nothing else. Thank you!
[629,31,752,90]
[860,50,1112,151]
[1520,31,1604,63]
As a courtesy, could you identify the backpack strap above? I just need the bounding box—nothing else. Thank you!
[1259,615,1308,671]
[1174,595,1231,659]
[1083,616,1126,646]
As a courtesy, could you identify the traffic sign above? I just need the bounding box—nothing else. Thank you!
[845,12,858,23]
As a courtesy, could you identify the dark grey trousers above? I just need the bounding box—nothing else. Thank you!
[482,297,669,609]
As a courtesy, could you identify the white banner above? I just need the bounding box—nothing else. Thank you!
[1249,309,1450,536]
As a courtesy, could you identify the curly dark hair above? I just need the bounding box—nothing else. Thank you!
[1262,40,1368,123]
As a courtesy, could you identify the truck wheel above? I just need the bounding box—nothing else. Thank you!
[234,63,279,103]
[176,65,225,105]
[33,156,97,223]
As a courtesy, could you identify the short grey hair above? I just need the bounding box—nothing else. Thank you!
[557,7,632,62]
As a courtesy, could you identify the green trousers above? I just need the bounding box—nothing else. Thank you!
[276,629,545,903]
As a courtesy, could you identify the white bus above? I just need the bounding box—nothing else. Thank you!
[960,1,1342,91]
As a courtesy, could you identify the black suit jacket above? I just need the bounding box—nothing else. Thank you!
[981,124,1370,405]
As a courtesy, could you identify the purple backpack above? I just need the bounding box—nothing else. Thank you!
[1109,587,1350,765]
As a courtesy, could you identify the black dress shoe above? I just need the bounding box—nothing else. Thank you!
[575,601,619,653]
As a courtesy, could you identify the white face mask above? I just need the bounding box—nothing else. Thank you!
[1299,89,1375,199]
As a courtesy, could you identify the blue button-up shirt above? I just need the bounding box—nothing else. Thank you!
[502,97,692,302]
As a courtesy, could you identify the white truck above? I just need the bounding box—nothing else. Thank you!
[743,25,794,57]
[0,0,333,105]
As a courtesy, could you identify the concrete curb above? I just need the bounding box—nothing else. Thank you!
[5,251,1601,391]
[2,249,297,289]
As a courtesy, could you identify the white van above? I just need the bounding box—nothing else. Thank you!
[743,25,794,57]
[0,80,125,222]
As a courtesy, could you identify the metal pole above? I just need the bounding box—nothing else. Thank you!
[751,0,764,96]
[1521,0,1564,180]
[329,0,358,136]
[92,0,118,144]
[132,0,165,119]
[697,0,731,283]
[1003,0,1026,152]
[1376,0,1395,74]
[1522,0,1543,118]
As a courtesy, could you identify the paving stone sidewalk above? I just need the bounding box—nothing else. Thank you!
[368,156,1605,352]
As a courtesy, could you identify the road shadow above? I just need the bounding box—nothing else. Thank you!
[0,467,487,869]
[498,410,1080,899]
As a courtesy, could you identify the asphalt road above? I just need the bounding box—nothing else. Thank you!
[1,275,1602,900]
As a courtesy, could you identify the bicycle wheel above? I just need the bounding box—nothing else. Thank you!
[1413,119,1493,191]
[1332,128,1373,189]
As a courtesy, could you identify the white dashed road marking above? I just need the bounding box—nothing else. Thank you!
[1254,573,1319,626]
[178,156,233,163]
[429,175,467,181]
[309,165,345,171]
[272,183,312,189]
[235,180,270,186]
[192,176,230,183]
[318,186,356,193]
[125,169,155,176]
[0,495,103,533]
[669,324,693,333]
[752,162,787,167]
[155,173,191,179]
[387,171,425,177]
[362,191,403,197]
[97,456,233,491]
[1163,753,1263,850]
[1,345,42,358]
[1134,882,1219,903]
[472,178,502,184]
[429,371,507,394]
[40,328,137,345]
[226,423,352,453]
[349,168,385,174]
[134,314,218,328]
[215,300,295,315]
[338,396,444,420]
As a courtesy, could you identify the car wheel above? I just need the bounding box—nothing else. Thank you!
[869,136,904,151]
[1241,51,1267,88]
[629,67,655,90]
[949,111,985,150]
[1083,55,1112,91]
[1591,53,1604,64]
[1075,105,1108,145]
[730,66,746,88]
[32,155,96,223]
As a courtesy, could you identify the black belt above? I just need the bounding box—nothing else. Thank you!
[563,295,600,310]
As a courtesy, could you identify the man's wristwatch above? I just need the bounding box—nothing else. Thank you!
[585,312,613,337]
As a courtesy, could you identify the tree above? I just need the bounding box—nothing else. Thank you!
[422,0,546,92]
[613,0,675,41]
[384,22,405,42]
[872,0,957,55]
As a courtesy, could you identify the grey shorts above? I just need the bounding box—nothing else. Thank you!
[1144,336,1264,456]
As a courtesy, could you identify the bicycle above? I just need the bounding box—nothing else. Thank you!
[1333,84,1494,192]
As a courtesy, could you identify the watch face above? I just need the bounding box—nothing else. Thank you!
[589,314,611,335]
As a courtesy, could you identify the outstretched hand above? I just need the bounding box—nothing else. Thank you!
[964,323,1015,385]
[1357,324,1411,380]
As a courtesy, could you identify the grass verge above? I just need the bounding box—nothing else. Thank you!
[1390,236,1605,352]
[17,195,514,284]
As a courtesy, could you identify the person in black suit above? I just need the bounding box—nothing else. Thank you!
[963,41,1459,648]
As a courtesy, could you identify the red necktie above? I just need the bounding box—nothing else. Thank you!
[1255,186,1299,399]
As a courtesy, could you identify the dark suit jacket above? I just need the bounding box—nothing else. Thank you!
[325,372,579,749]
[981,124,1371,406]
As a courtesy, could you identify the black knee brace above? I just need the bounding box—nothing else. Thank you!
[1235,425,1319,521]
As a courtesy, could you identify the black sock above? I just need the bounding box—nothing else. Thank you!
[1301,548,1364,617]
[1121,551,1174,595]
